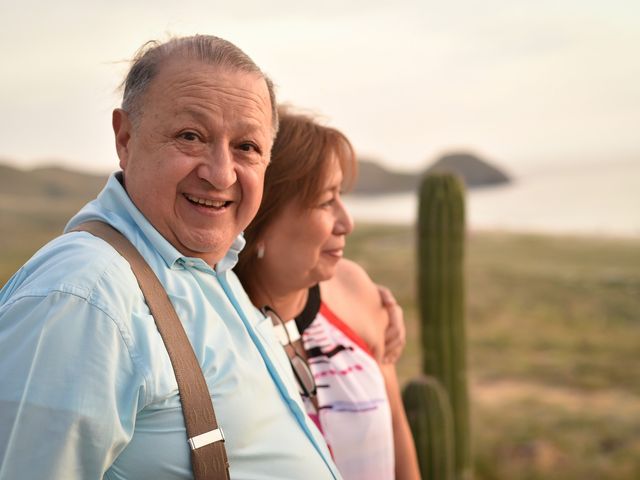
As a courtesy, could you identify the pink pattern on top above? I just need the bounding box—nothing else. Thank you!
[301,302,394,480]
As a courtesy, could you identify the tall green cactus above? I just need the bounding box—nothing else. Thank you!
[402,376,455,480]
[416,172,471,479]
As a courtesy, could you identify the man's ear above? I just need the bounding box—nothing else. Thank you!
[113,108,133,170]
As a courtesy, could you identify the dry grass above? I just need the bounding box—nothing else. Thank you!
[345,223,640,480]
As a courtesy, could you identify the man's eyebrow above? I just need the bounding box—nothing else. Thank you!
[178,108,268,135]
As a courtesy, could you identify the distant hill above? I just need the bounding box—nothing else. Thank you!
[0,163,107,199]
[425,152,510,188]
[352,152,510,194]
[0,163,109,279]
[352,159,419,194]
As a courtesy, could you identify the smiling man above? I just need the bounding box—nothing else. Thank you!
[0,35,340,480]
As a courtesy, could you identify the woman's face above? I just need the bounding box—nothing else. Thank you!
[259,153,354,290]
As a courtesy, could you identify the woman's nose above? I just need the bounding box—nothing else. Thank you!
[334,198,354,236]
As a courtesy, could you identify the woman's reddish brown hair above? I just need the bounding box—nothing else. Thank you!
[235,107,357,283]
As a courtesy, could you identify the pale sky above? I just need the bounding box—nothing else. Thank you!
[1,0,639,175]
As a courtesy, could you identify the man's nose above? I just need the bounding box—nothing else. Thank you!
[197,143,237,190]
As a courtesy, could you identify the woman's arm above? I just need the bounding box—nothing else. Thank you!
[380,362,422,480]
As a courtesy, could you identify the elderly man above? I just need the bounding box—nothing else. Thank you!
[0,35,340,479]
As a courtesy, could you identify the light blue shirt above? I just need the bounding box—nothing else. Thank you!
[0,173,340,480]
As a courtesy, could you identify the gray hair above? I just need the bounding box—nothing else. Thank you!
[121,35,278,135]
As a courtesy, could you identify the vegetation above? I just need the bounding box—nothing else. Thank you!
[346,223,640,480]
[413,173,471,479]
[403,376,456,480]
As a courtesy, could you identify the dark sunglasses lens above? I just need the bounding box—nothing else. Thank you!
[291,355,316,397]
[262,306,316,398]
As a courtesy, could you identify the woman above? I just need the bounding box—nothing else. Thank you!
[236,108,420,480]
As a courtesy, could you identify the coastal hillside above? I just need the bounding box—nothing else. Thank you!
[0,162,106,199]
[425,152,511,187]
[0,163,108,278]
[352,152,510,194]
[352,159,419,194]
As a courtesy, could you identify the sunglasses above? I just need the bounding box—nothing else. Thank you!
[262,306,317,400]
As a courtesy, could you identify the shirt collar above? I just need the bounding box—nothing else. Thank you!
[65,172,245,272]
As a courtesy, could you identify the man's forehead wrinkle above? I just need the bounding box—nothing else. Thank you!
[166,80,269,115]
[172,96,270,130]
[160,65,267,100]
[176,104,270,138]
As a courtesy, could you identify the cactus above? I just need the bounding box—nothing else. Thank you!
[416,172,472,479]
[402,376,455,480]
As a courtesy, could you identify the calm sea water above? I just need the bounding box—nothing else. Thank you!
[344,160,640,237]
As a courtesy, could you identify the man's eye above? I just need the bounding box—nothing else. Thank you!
[238,142,259,153]
[179,131,200,142]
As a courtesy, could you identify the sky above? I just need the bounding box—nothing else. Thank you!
[1,0,639,176]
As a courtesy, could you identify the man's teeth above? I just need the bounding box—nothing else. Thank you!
[185,194,226,208]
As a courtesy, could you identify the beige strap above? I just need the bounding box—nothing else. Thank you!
[72,221,229,480]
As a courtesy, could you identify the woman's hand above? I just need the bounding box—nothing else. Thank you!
[377,285,406,364]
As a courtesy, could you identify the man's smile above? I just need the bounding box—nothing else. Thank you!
[184,193,232,209]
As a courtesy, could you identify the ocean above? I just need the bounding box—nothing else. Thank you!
[344,159,640,237]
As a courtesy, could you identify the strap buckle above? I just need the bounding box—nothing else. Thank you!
[188,428,225,450]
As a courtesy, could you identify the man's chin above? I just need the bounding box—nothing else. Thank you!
[175,235,236,266]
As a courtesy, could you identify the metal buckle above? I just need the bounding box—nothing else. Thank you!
[188,428,225,450]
